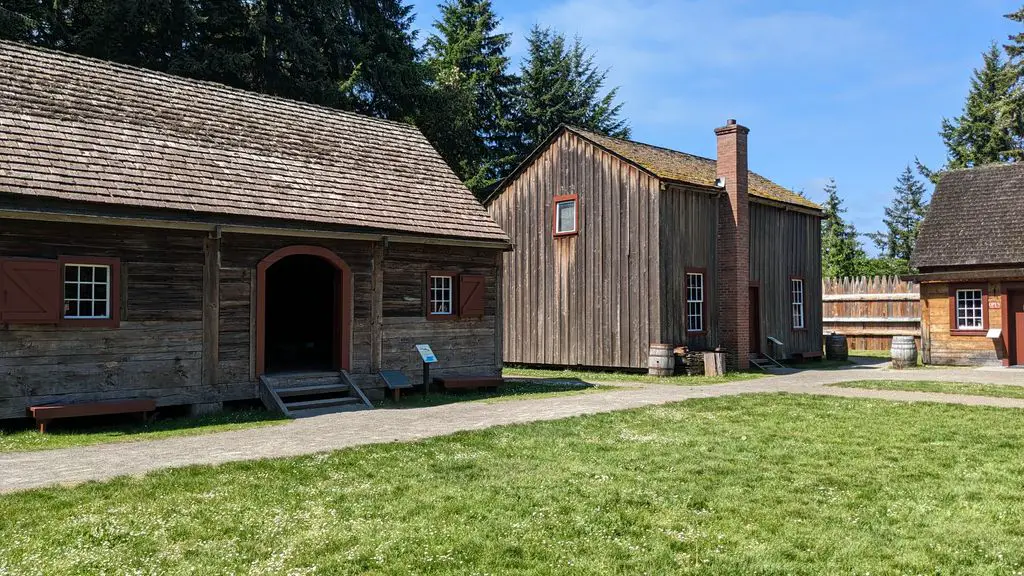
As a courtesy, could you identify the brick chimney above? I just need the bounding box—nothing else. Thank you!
[715,119,750,370]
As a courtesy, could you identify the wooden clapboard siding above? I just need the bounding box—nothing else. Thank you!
[659,184,719,349]
[488,130,661,368]
[920,280,1009,366]
[748,202,823,356]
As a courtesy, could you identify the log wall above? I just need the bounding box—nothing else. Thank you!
[0,220,502,419]
[487,130,662,369]
[920,280,1012,366]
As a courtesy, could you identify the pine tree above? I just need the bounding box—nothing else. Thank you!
[939,44,1020,169]
[516,26,629,154]
[867,166,929,265]
[821,179,869,279]
[423,0,519,195]
[172,0,256,90]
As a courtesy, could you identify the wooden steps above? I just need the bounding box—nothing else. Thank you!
[258,371,373,418]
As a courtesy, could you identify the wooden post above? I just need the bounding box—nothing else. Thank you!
[704,351,726,377]
[370,241,384,373]
[202,230,221,388]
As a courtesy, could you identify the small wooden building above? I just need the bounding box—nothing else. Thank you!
[486,123,823,370]
[0,41,510,419]
[909,163,1024,366]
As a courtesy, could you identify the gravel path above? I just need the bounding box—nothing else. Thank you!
[2,361,1022,493]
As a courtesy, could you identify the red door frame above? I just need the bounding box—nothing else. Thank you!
[1006,287,1024,367]
[255,245,353,376]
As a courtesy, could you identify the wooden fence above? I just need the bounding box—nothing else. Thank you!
[822,276,920,351]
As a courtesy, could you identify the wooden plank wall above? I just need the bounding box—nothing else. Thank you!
[487,130,662,369]
[218,233,376,383]
[920,280,1004,366]
[822,276,920,350]
[0,219,246,419]
[659,184,719,349]
[379,243,502,383]
[748,202,823,357]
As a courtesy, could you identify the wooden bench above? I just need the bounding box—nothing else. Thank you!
[28,399,157,433]
[436,377,503,392]
[791,351,823,362]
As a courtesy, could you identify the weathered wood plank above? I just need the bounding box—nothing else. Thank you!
[202,233,220,387]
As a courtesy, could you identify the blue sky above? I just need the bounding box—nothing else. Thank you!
[409,0,1021,253]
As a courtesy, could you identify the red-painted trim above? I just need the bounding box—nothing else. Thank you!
[57,256,121,329]
[553,194,579,237]
[255,245,352,376]
[948,283,989,336]
[789,276,807,332]
[684,267,707,335]
[1004,282,1024,366]
[425,270,460,320]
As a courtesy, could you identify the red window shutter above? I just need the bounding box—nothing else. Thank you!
[1,259,61,324]
[459,275,486,318]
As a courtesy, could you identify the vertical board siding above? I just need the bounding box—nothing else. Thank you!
[748,203,823,356]
[488,131,661,368]
[659,184,719,349]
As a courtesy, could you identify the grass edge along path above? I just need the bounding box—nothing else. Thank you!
[0,409,286,454]
[4,394,1024,574]
[503,366,766,385]
[829,379,1024,400]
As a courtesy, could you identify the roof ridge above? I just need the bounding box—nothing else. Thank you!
[0,40,422,134]
[566,125,717,164]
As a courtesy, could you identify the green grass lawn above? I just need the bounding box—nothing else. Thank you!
[831,379,1024,400]
[5,394,1024,574]
[0,409,285,454]
[504,366,765,385]
[380,379,606,408]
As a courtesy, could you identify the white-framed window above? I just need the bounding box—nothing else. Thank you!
[554,196,577,235]
[63,263,111,319]
[955,288,984,330]
[791,278,805,329]
[686,272,704,332]
[429,275,454,316]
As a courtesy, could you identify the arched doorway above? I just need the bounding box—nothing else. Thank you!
[256,246,352,376]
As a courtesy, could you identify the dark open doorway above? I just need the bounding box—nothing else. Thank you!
[264,254,339,373]
[749,286,761,355]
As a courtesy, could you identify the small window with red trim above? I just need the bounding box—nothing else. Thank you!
[553,194,578,236]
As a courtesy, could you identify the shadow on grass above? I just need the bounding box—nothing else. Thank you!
[378,379,600,409]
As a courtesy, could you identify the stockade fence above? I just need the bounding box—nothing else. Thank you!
[822,276,920,351]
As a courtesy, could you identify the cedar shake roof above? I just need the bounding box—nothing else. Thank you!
[0,41,509,244]
[911,163,1024,269]
[567,127,820,210]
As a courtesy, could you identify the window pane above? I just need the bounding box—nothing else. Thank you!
[94,301,108,318]
[65,265,79,282]
[94,266,108,283]
[556,200,576,233]
[64,283,77,299]
[79,283,93,300]
[65,300,78,317]
[79,301,93,318]
[81,266,93,282]
[95,284,107,300]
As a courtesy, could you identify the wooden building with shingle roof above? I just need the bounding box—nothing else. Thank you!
[0,41,510,420]
[486,123,823,371]
[909,163,1024,366]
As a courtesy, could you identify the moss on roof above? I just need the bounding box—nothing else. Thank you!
[568,126,820,211]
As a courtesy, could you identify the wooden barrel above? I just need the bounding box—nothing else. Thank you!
[825,333,848,361]
[890,336,917,369]
[648,344,675,377]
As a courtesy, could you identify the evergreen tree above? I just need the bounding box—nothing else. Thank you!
[516,26,629,154]
[821,178,869,279]
[867,166,929,264]
[939,44,1020,169]
[423,0,519,195]
[172,0,256,90]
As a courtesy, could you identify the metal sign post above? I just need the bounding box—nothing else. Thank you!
[415,344,438,397]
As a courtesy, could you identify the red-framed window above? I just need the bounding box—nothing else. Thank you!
[685,268,706,334]
[425,272,486,320]
[553,194,578,237]
[949,284,988,336]
[0,256,120,328]
[791,277,806,330]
